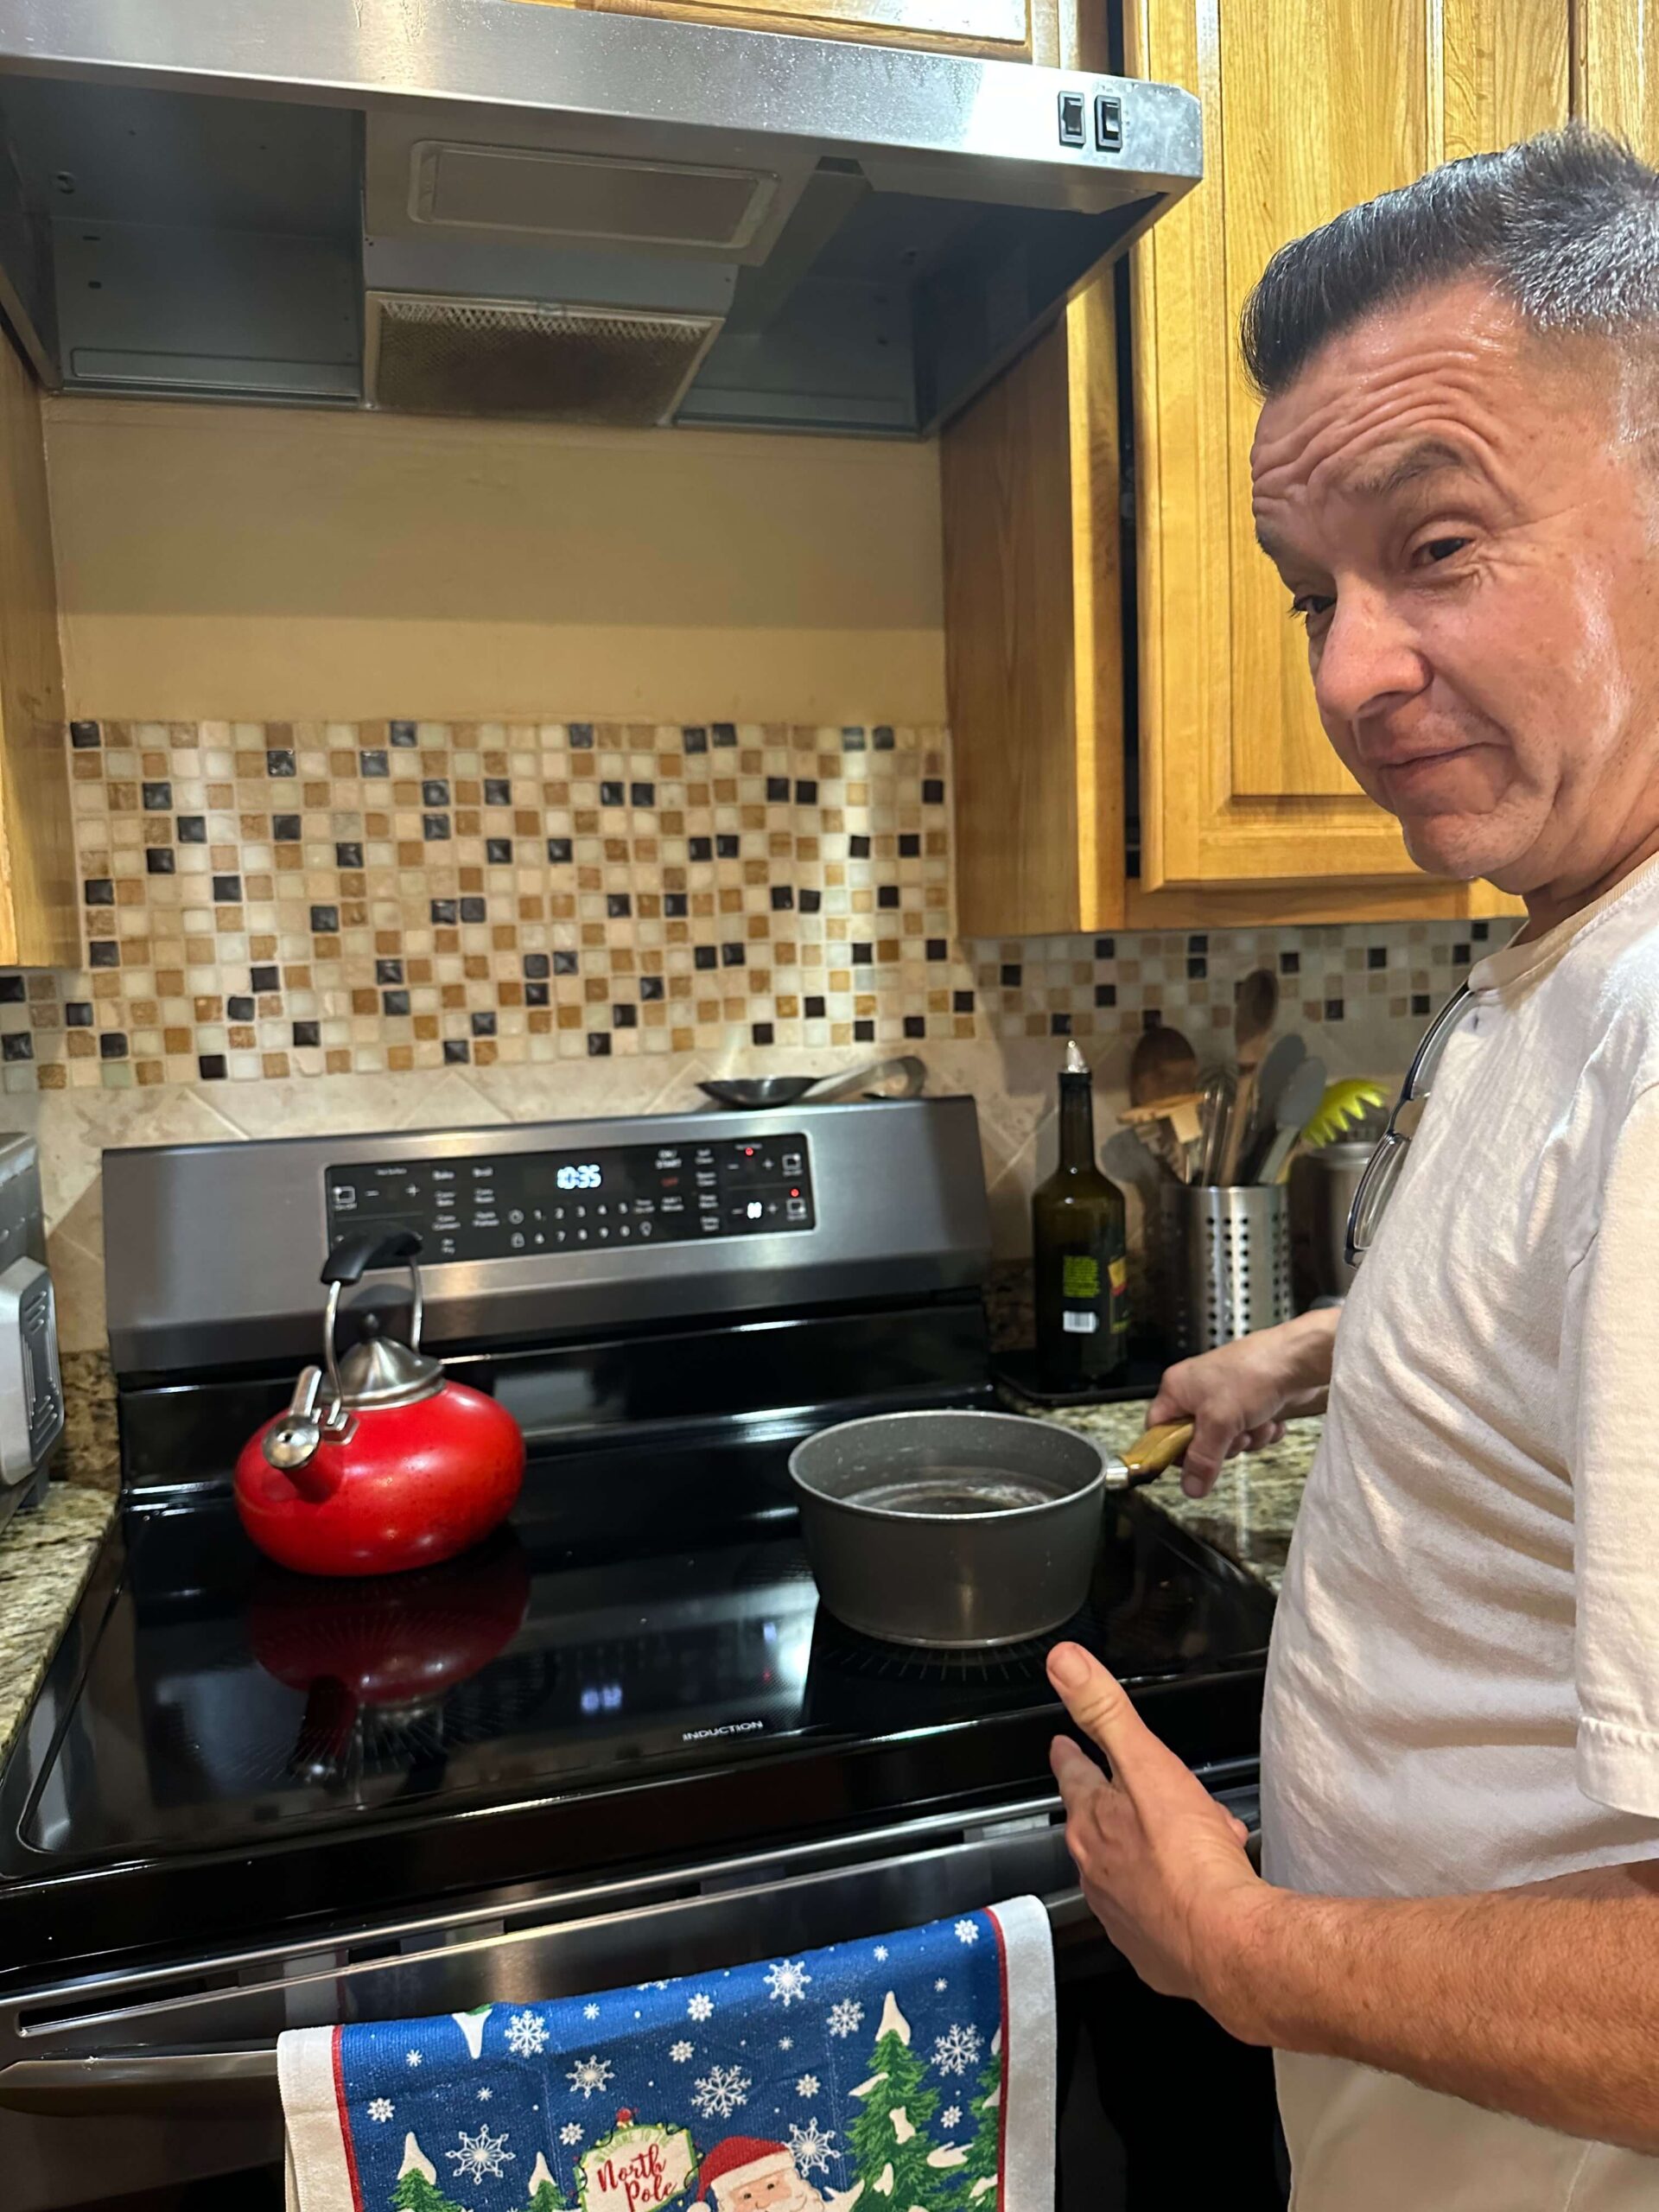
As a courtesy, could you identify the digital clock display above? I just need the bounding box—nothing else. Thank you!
[555,1162,603,1192]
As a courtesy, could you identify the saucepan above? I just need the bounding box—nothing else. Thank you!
[788,1408,1194,1647]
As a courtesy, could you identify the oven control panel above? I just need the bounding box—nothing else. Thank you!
[325,1134,815,1263]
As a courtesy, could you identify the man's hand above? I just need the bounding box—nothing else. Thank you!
[1046,1642,1268,2023]
[1149,1307,1339,1497]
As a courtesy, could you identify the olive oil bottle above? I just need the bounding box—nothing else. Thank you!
[1033,1040,1128,1389]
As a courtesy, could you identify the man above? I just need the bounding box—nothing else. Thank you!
[1047,126,1659,2208]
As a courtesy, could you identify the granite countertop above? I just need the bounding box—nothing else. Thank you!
[0,1350,119,1764]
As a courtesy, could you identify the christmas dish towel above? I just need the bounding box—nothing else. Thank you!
[279,1897,1054,2212]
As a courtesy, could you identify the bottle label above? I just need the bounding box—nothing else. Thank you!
[1062,1310,1099,1334]
[1062,1255,1100,1300]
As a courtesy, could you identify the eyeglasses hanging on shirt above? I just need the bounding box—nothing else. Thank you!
[1344,982,1475,1268]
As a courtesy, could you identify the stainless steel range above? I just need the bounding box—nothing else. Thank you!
[0,1096,1274,2210]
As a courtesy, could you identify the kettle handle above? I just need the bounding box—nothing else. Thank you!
[320,1230,426,1408]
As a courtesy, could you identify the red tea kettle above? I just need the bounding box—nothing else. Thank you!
[234,1228,524,1578]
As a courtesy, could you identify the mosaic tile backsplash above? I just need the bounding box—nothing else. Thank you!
[0,714,1502,1351]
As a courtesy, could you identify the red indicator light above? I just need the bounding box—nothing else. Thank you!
[790,1188,800,1198]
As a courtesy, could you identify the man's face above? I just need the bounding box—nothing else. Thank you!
[1250,280,1659,896]
[725,2170,817,2212]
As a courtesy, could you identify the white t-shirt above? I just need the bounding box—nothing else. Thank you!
[1262,855,1659,2209]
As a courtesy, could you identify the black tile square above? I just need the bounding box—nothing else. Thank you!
[65,1001,92,1028]
[1095,937,1116,959]
[423,779,451,806]
[1141,1009,1162,1032]
[336,841,363,868]
[682,726,708,753]
[899,834,920,858]
[471,1010,496,1038]
[712,722,738,747]
[1001,963,1021,987]
[214,874,243,903]
[766,778,790,802]
[251,964,280,993]
[429,899,457,925]
[720,943,746,967]
[588,1032,612,1057]
[291,1021,321,1048]
[1,1033,30,1063]
[1412,993,1432,1017]
[1051,1013,1072,1036]
[177,816,207,843]
[795,779,817,804]
[751,1021,774,1045]
[878,885,899,908]
[851,943,873,965]
[484,779,512,806]
[89,941,120,969]
[1279,950,1301,976]
[694,945,717,970]
[569,722,595,748]
[84,877,114,905]
[100,1033,128,1060]
[849,835,871,859]
[640,976,665,1001]
[1187,957,1207,980]
[546,838,573,864]
[664,893,688,918]
[390,720,418,747]
[804,995,826,1019]
[265,749,296,778]
[1472,920,1491,942]
[525,982,550,1007]
[486,837,513,864]
[460,896,486,924]
[613,1004,638,1029]
[600,782,625,807]
[523,953,550,981]
[922,779,944,804]
[1367,945,1389,969]
[142,781,172,810]
[1452,943,1472,966]
[771,887,794,912]
[953,989,975,1014]
[716,835,741,860]
[1187,933,1208,953]
[382,989,410,1017]
[925,938,947,960]
[1096,982,1116,1007]
[607,893,632,918]
[227,995,254,1022]
[309,903,338,931]
[854,1019,875,1043]
[903,1014,926,1039]
[874,726,895,750]
[145,849,175,875]
[69,720,100,748]
[272,814,302,842]
[554,950,579,976]
[842,727,867,750]
[376,958,404,985]
[198,1053,226,1080]
[799,889,822,914]
[1325,997,1345,1020]
[359,749,389,777]
[1,976,30,1003]
[443,1039,470,1065]
[689,836,714,862]
[631,782,656,808]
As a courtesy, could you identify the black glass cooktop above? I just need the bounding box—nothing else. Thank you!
[0,1421,1274,1975]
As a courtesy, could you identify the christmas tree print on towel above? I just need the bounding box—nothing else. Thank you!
[392,2132,467,2212]
[524,2151,571,2212]
[962,2032,1003,2205]
[849,1991,964,2212]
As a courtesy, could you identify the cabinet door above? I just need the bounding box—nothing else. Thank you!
[1128,0,1567,893]
[518,0,1057,64]
[1575,0,1659,148]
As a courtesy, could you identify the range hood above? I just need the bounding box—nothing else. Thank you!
[0,0,1200,435]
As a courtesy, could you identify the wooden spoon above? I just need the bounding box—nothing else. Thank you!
[1129,1024,1198,1108]
[1221,969,1278,1181]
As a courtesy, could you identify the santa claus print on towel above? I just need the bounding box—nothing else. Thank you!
[277,1902,1055,2212]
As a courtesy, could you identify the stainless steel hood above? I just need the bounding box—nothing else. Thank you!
[0,0,1200,435]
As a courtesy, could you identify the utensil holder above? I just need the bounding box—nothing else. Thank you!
[1155,1184,1293,1355]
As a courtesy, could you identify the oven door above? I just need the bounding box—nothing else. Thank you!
[0,1768,1259,2211]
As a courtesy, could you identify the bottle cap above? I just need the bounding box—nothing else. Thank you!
[1063,1039,1089,1075]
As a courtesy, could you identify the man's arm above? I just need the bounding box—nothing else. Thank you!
[1145,1306,1339,1495]
[1047,1645,1659,2154]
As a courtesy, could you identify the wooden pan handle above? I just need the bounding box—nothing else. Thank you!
[1119,1420,1196,1477]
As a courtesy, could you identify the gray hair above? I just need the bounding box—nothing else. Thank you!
[1240,124,1659,398]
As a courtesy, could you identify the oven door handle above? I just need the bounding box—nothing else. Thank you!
[0,1886,1108,2114]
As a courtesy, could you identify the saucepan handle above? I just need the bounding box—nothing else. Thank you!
[1116,1419,1197,1482]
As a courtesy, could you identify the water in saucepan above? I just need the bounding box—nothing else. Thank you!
[851,1468,1065,1515]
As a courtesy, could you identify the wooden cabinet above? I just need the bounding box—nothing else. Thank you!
[945,0,1566,933]
[1575,0,1659,147]
[0,329,74,968]
[519,0,1063,65]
